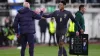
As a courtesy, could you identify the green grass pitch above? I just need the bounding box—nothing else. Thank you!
[0,44,100,56]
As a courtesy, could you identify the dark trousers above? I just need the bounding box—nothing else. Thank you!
[56,29,66,44]
[40,31,46,43]
[56,33,66,44]
[20,33,34,56]
[49,32,56,46]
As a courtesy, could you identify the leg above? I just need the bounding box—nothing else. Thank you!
[63,47,67,56]
[58,41,67,56]
[52,33,56,46]
[40,31,42,43]
[43,32,46,44]
[63,35,66,43]
[56,34,62,56]
[20,34,27,56]
[49,33,52,46]
[58,40,64,56]
[58,47,63,56]
[58,35,67,56]
[27,34,34,56]
[56,30,67,56]
[56,33,60,44]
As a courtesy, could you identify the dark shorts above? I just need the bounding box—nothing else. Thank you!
[56,28,67,43]
[56,28,67,36]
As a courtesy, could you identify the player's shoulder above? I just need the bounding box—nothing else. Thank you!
[64,10,71,13]
[54,10,59,13]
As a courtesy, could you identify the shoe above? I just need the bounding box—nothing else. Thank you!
[17,46,22,49]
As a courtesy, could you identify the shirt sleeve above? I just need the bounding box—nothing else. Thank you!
[68,11,82,31]
[42,11,56,18]
[75,13,85,31]
[32,11,42,20]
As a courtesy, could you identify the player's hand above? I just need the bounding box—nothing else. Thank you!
[40,11,43,14]
[40,11,43,16]
[41,17,45,19]
[76,31,79,36]
[80,29,84,34]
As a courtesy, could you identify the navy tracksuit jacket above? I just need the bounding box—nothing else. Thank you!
[13,7,41,56]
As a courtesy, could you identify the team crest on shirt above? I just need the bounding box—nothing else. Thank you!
[57,14,59,16]
[60,18,62,22]
[64,14,67,18]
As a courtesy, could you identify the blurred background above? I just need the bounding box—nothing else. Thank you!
[0,0,100,56]
[0,0,100,42]
[0,0,99,43]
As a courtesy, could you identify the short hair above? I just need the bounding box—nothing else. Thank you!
[51,17,54,20]
[79,5,85,11]
[59,1,66,5]
[23,2,30,8]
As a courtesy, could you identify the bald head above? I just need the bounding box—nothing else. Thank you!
[23,2,30,8]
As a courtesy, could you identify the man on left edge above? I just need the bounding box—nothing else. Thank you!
[13,2,42,56]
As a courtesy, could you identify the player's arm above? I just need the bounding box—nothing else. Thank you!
[32,11,42,20]
[42,11,56,18]
[13,14,19,34]
[75,13,85,32]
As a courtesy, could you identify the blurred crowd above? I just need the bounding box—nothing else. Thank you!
[0,17,15,47]
[0,17,56,46]
[0,0,99,48]
[28,0,100,3]
[0,16,69,48]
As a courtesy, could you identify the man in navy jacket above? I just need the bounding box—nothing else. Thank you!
[13,2,41,56]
